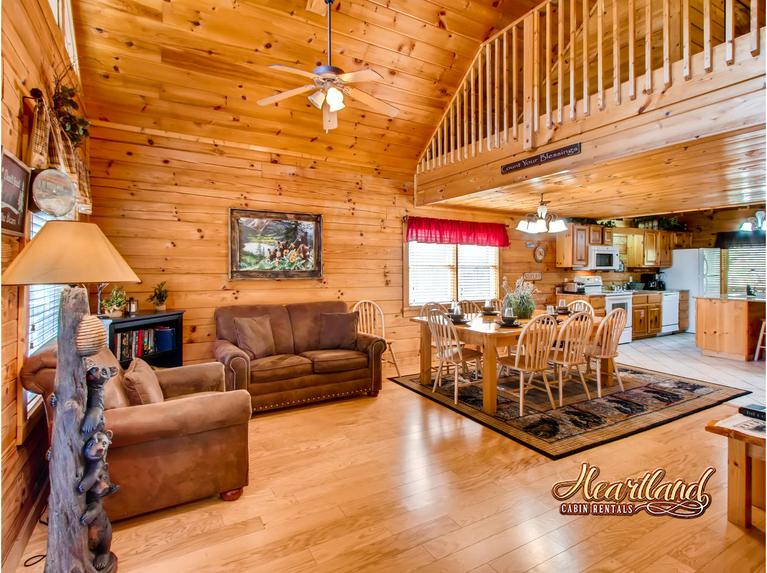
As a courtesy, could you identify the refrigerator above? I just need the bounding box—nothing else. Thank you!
[662,248,721,333]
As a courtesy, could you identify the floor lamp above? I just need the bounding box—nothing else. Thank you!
[3,221,139,573]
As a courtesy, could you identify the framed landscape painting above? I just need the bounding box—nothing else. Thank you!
[229,209,323,279]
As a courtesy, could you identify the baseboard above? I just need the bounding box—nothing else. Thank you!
[2,482,49,572]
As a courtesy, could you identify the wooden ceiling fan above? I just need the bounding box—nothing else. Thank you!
[256,0,400,132]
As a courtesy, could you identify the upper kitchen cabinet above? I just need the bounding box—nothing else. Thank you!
[644,230,660,266]
[602,228,614,246]
[589,225,603,245]
[556,224,589,268]
[658,231,673,267]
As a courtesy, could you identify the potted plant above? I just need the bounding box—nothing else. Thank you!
[502,275,538,319]
[102,286,128,318]
[147,281,168,312]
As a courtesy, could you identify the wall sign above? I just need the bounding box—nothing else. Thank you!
[501,143,581,175]
[1,150,30,236]
[523,272,543,281]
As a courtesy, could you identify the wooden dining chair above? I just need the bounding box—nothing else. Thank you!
[755,319,765,360]
[550,311,594,406]
[426,308,481,404]
[420,301,448,316]
[584,307,628,397]
[459,300,482,315]
[499,314,559,415]
[567,299,595,317]
[353,299,401,377]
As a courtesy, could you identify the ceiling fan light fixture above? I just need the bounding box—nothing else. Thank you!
[308,90,325,110]
[325,86,345,111]
[548,219,568,233]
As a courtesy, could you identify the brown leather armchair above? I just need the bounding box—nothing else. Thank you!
[20,346,252,521]
[214,301,387,412]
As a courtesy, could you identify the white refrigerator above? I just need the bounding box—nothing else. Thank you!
[662,248,721,333]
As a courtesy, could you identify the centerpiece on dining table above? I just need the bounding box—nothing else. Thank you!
[502,275,538,321]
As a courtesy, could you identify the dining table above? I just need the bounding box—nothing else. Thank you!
[410,310,612,415]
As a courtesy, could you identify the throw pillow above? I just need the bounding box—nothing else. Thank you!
[318,312,358,350]
[234,316,276,359]
[123,358,164,405]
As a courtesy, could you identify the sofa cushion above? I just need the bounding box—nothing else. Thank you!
[318,312,358,350]
[299,349,368,374]
[123,358,164,405]
[215,305,294,354]
[286,301,348,354]
[250,354,313,383]
[234,316,275,359]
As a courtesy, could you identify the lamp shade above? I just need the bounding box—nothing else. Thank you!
[2,221,140,285]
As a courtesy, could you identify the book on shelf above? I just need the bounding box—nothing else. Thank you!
[738,404,766,421]
[112,327,175,363]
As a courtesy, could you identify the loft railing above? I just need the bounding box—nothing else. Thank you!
[416,0,763,174]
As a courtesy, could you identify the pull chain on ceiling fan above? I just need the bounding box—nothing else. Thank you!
[257,0,400,132]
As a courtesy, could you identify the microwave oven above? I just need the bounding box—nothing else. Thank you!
[586,245,621,271]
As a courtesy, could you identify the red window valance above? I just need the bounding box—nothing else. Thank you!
[406,216,510,247]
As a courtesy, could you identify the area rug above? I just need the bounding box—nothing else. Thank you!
[391,366,749,459]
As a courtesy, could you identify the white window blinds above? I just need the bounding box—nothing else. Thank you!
[727,245,766,295]
[408,242,499,306]
[27,213,63,353]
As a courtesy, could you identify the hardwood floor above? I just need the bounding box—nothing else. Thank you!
[17,372,765,572]
[619,333,766,406]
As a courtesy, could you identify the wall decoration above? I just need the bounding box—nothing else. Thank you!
[1,150,31,236]
[533,244,546,263]
[501,143,581,175]
[31,168,77,217]
[229,209,323,279]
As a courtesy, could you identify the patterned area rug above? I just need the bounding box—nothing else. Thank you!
[391,365,749,458]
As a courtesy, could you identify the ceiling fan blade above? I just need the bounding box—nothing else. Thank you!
[343,87,400,117]
[268,64,317,80]
[337,69,383,83]
[322,105,338,132]
[257,84,316,106]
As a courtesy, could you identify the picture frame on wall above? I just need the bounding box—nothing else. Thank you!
[1,150,31,237]
[229,208,323,279]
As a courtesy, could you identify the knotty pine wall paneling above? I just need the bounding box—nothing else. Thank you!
[1,0,83,567]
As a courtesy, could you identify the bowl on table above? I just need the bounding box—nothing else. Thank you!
[447,313,469,325]
[557,307,571,315]
[499,316,520,328]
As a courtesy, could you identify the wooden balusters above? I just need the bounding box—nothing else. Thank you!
[682,0,690,79]
[533,8,540,131]
[470,64,476,157]
[524,12,534,150]
[751,0,760,56]
[629,0,636,99]
[485,43,492,150]
[583,0,590,115]
[645,0,653,94]
[597,0,604,110]
[545,1,552,128]
[479,48,485,151]
[725,0,735,64]
[663,0,671,86]
[463,82,468,159]
[494,38,500,148]
[557,0,564,124]
[450,101,455,163]
[569,0,576,119]
[703,0,711,72]
[503,30,509,143]
[613,0,621,105]
[512,25,519,140]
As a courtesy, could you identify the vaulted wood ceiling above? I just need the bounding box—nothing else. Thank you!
[73,0,538,176]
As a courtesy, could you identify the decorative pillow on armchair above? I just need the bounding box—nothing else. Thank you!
[233,316,276,359]
[123,358,164,405]
[318,312,358,350]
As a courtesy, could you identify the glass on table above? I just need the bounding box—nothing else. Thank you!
[546,304,556,315]
[558,298,567,309]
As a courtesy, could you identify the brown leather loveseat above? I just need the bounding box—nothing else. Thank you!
[214,301,387,412]
[20,346,252,521]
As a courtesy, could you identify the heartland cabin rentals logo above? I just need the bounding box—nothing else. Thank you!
[551,463,716,519]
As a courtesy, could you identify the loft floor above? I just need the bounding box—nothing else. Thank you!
[17,377,766,572]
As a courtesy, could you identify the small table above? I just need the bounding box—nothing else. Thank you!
[411,311,608,415]
[706,414,766,528]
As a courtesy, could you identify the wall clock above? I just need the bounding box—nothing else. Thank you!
[533,244,546,263]
[31,168,76,216]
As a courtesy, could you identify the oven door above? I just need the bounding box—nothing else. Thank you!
[605,296,633,343]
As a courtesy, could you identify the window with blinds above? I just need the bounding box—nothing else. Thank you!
[727,245,766,295]
[408,242,499,306]
[27,213,64,354]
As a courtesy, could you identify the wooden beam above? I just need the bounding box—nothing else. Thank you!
[629,0,636,100]
[523,14,534,150]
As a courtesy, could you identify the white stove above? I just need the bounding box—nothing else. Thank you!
[604,292,633,344]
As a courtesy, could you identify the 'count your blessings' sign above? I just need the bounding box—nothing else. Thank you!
[500,143,581,175]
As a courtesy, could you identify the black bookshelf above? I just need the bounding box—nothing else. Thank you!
[100,310,184,369]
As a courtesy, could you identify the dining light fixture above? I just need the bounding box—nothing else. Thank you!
[516,194,568,234]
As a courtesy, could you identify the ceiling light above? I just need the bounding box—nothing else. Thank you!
[516,219,529,233]
[517,194,568,234]
[308,90,325,110]
[740,220,754,231]
[325,87,345,112]
[548,219,568,233]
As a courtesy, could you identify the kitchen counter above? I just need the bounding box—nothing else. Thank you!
[696,297,765,360]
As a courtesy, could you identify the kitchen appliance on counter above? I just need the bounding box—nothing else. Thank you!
[586,245,621,271]
[661,291,680,334]
[562,279,582,294]
[663,248,721,334]
[574,276,604,295]
[604,292,633,344]
[641,272,666,290]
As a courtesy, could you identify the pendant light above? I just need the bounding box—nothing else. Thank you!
[516,194,568,234]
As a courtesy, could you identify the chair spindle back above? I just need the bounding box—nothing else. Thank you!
[513,314,558,371]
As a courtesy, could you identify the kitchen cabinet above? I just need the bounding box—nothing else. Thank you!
[658,231,672,268]
[648,306,662,334]
[632,293,662,339]
[679,291,690,331]
[643,230,659,266]
[555,224,589,268]
[696,297,765,360]
[589,225,603,245]
[602,228,614,245]
[633,306,648,337]
[672,231,693,249]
